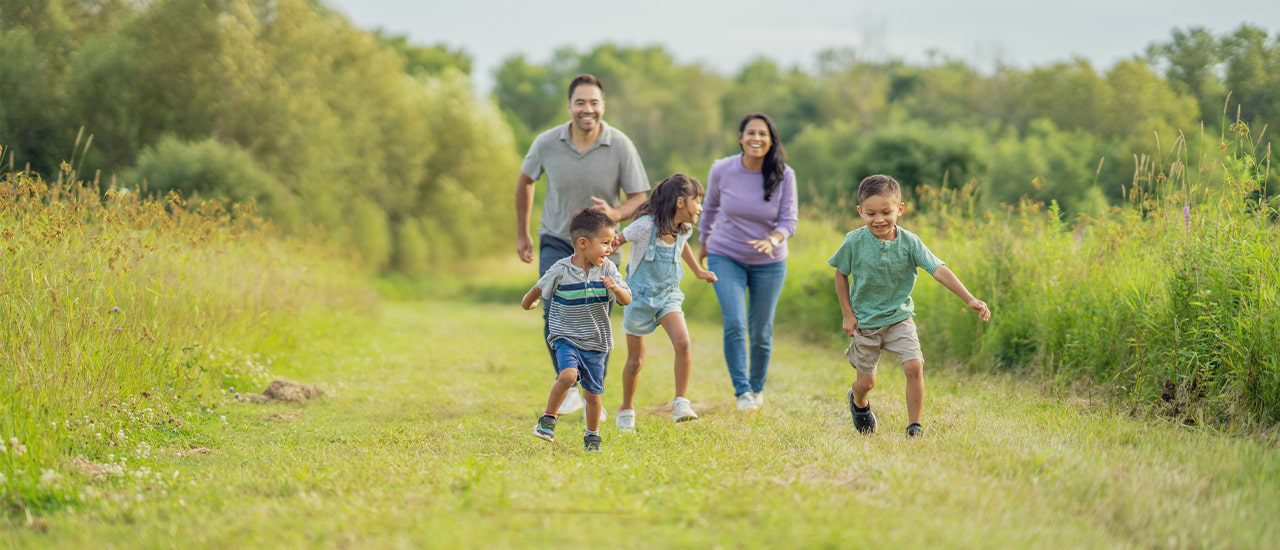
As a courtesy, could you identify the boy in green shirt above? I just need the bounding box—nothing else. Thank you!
[827,175,991,437]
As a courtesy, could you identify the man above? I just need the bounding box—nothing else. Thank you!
[515,74,649,417]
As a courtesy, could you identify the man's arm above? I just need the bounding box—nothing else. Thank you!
[931,266,991,321]
[590,191,646,222]
[515,172,536,263]
[834,270,858,336]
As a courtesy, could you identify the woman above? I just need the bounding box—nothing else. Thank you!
[698,113,798,411]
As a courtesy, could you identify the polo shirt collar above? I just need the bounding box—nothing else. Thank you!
[557,121,613,146]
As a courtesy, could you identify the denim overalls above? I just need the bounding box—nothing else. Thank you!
[622,217,689,336]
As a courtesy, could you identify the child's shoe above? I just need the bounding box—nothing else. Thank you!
[736,392,757,411]
[533,414,557,442]
[906,423,924,438]
[672,397,698,422]
[583,432,602,452]
[558,387,585,415]
[616,409,636,432]
[848,390,877,434]
[752,391,765,408]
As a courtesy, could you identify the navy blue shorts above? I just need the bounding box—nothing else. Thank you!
[553,339,607,395]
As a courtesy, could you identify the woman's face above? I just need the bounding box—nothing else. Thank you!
[739,118,772,161]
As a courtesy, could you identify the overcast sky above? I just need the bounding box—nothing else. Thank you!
[325,0,1278,91]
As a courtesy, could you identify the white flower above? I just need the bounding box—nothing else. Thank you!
[9,438,25,456]
[40,469,61,486]
[134,441,152,460]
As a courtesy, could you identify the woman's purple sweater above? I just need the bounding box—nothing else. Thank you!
[699,154,798,265]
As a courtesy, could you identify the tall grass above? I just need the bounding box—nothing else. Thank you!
[1,164,373,513]
[683,122,1277,430]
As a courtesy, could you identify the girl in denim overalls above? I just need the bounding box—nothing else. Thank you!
[614,174,719,432]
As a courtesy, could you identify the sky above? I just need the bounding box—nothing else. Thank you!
[325,0,1279,92]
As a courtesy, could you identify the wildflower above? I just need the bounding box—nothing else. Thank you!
[134,441,152,460]
[9,438,25,456]
[110,306,120,314]
[40,469,61,486]
[1183,205,1191,234]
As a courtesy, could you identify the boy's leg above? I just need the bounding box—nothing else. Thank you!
[902,359,925,425]
[544,368,579,414]
[621,334,645,411]
[658,312,692,398]
[583,392,603,433]
[708,254,751,397]
[852,371,876,408]
[745,260,787,394]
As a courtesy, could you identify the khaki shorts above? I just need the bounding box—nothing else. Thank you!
[844,318,924,375]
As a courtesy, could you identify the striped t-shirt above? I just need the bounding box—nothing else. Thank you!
[535,256,627,352]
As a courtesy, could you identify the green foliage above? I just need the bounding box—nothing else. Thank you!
[374,30,472,76]
[126,136,300,227]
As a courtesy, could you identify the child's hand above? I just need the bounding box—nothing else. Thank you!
[696,269,718,283]
[523,298,540,310]
[842,315,859,337]
[969,299,991,321]
[601,275,620,292]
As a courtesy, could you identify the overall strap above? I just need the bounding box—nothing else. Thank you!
[644,216,659,262]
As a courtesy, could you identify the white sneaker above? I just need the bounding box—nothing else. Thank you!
[558,386,584,415]
[616,409,636,432]
[736,393,757,411]
[752,391,764,408]
[672,397,699,422]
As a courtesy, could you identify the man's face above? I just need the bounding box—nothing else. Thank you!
[568,85,605,133]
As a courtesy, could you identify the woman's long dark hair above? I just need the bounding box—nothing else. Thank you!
[633,173,705,238]
[738,113,788,201]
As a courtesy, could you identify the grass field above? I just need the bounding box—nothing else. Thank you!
[4,298,1276,548]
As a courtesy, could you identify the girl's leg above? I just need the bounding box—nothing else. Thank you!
[545,368,579,413]
[621,334,645,411]
[746,261,788,394]
[708,255,751,397]
[658,312,692,398]
[851,371,876,408]
[903,359,925,424]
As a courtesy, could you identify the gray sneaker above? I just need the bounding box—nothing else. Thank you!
[533,414,556,442]
[848,390,876,434]
[906,423,924,438]
[583,432,602,452]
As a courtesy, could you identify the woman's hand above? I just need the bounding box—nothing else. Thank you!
[747,236,777,258]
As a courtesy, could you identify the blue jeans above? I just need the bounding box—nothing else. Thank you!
[539,235,616,375]
[707,254,787,397]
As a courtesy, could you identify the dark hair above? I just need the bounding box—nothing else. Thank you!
[567,74,604,101]
[857,174,902,203]
[569,207,616,241]
[738,113,788,201]
[633,173,705,237]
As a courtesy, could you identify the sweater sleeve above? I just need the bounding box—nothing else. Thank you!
[772,167,798,239]
[699,161,722,245]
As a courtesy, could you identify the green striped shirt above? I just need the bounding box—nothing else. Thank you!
[827,226,943,329]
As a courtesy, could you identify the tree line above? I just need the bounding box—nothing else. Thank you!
[2,0,1276,272]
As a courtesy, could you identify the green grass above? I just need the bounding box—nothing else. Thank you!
[5,299,1276,548]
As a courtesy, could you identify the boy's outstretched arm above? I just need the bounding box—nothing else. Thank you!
[601,276,632,306]
[521,286,543,310]
[682,243,718,283]
[834,270,858,336]
[930,266,991,321]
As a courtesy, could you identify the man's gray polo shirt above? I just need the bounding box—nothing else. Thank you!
[521,121,650,242]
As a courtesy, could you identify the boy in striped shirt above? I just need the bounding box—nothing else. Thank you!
[523,209,632,451]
